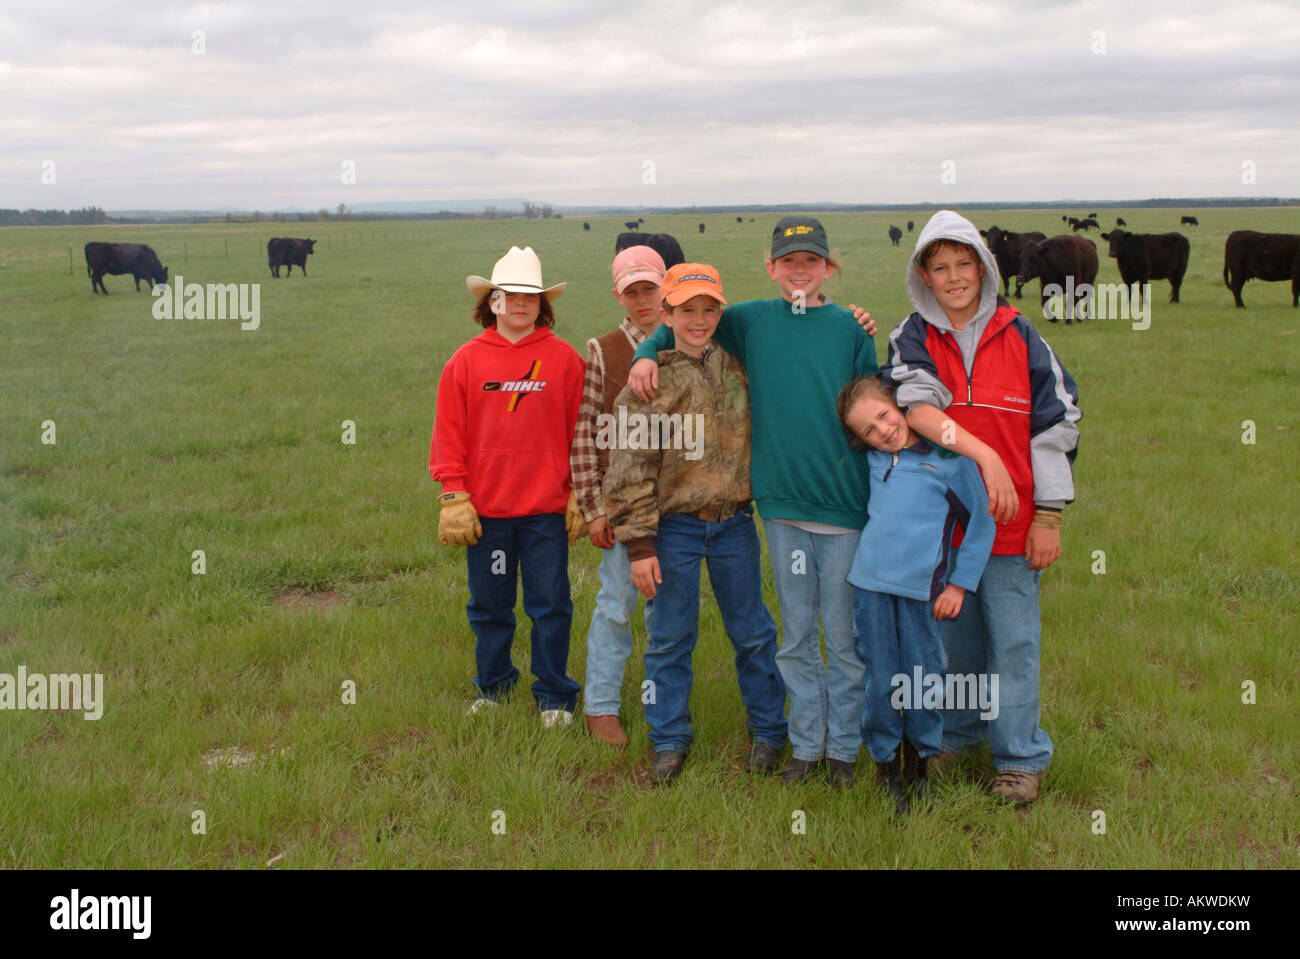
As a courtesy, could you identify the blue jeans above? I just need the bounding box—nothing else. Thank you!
[941,553,1052,773]
[643,508,787,753]
[853,588,947,764]
[583,540,654,717]
[466,514,580,712]
[763,521,865,764]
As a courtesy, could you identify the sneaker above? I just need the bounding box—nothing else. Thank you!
[825,758,856,790]
[540,709,574,729]
[466,697,497,716]
[781,757,824,786]
[990,769,1043,805]
[585,713,629,748]
[748,741,783,775]
[649,750,687,784]
[875,756,908,816]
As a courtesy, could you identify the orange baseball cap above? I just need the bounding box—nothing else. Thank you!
[661,262,727,307]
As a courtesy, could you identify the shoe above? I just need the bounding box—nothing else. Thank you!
[900,738,920,783]
[585,714,629,747]
[649,750,687,784]
[781,757,824,786]
[927,749,961,778]
[540,709,574,728]
[748,741,783,774]
[910,757,931,806]
[825,758,856,790]
[990,769,1043,805]
[466,697,497,716]
[875,755,908,816]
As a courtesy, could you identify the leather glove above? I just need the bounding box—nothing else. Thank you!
[438,490,482,547]
[565,490,587,546]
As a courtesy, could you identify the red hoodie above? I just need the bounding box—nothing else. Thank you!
[430,326,585,518]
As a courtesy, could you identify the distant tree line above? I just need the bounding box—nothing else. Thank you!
[0,206,113,226]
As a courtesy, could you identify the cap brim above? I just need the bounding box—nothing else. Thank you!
[663,284,726,307]
[614,270,664,294]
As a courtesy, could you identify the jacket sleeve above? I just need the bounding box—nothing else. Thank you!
[632,322,675,364]
[947,457,995,592]
[563,343,585,494]
[882,315,953,411]
[429,351,470,494]
[1021,322,1081,507]
[569,338,606,521]
[603,383,668,560]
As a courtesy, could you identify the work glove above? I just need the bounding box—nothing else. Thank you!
[565,490,587,546]
[438,490,482,547]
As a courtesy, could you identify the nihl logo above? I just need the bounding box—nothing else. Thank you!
[483,361,545,411]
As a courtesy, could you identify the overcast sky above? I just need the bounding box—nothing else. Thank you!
[4,0,1298,211]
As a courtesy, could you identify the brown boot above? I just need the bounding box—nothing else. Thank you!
[585,713,629,748]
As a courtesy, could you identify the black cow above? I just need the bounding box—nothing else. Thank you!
[267,237,316,277]
[1223,231,1300,308]
[1017,235,1099,324]
[639,218,645,225]
[888,225,903,246]
[84,242,167,294]
[624,221,639,230]
[737,217,743,223]
[1116,217,1127,227]
[1181,216,1199,226]
[1068,217,1082,231]
[907,220,914,232]
[1088,212,1098,219]
[1078,218,1100,231]
[615,231,685,269]
[698,223,706,234]
[980,226,1047,299]
[1061,215,1068,223]
[583,222,591,231]
[1099,230,1190,306]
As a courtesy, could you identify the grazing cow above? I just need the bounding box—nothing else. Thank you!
[583,222,591,231]
[888,225,903,246]
[979,226,1047,299]
[267,237,316,278]
[698,223,706,234]
[1078,218,1100,231]
[907,220,914,232]
[1099,229,1190,305]
[615,231,685,269]
[1088,213,1098,219]
[624,221,639,230]
[1068,217,1083,231]
[84,242,168,294]
[1061,215,1068,223]
[1222,230,1300,308]
[1116,217,1127,227]
[1181,216,1199,226]
[737,216,743,223]
[639,218,645,225]
[1017,235,1099,323]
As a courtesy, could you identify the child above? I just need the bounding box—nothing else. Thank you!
[604,263,787,783]
[881,210,1082,804]
[837,375,995,813]
[569,246,666,747]
[429,246,588,727]
[627,217,878,788]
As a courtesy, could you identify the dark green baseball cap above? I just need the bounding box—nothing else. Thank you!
[770,216,829,259]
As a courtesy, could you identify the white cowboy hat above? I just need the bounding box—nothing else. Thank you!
[466,246,566,301]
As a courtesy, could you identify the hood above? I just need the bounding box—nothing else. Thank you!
[905,210,1002,332]
[478,325,554,348]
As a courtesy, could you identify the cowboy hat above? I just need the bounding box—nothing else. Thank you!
[466,246,566,301]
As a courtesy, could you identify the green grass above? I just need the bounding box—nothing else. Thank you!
[1,209,1297,868]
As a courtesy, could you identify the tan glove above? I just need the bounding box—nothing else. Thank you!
[565,490,587,546]
[438,490,482,547]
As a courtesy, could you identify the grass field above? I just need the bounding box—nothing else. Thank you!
[1,208,1296,868]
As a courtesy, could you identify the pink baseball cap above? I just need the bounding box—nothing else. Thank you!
[612,246,666,294]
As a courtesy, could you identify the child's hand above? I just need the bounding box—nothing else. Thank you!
[976,451,1019,524]
[847,303,877,337]
[1025,525,1060,570]
[933,584,965,620]
[627,357,659,402]
[587,515,616,549]
[630,556,662,598]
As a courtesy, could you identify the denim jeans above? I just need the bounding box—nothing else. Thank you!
[466,513,580,712]
[763,520,865,764]
[643,507,787,753]
[941,553,1052,773]
[583,540,654,717]
[853,587,947,764]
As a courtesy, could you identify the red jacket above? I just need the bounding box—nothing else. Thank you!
[430,326,585,518]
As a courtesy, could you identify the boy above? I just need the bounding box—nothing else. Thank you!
[881,210,1082,804]
[604,263,787,783]
[570,246,666,747]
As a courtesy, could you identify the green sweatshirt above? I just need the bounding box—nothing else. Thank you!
[636,297,877,529]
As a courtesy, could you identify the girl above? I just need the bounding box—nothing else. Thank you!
[429,246,587,727]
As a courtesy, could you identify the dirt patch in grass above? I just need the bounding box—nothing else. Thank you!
[0,632,14,646]
[274,588,344,610]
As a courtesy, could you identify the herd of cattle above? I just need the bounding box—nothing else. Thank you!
[83,217,1300,313]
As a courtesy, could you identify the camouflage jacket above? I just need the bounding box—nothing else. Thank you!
[603,345,752,561]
